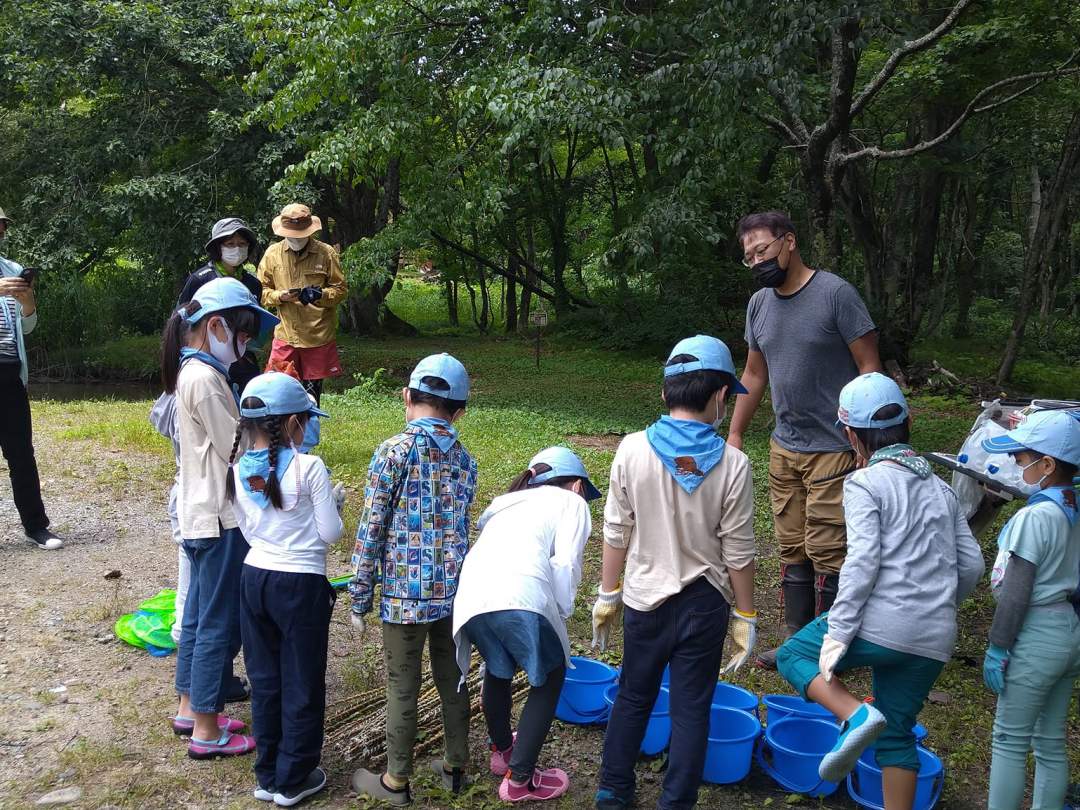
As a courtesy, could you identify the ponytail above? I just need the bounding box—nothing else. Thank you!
[160,301,201,394]
[506,462,582,494]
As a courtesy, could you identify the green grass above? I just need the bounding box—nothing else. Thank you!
[912,337,1080,399]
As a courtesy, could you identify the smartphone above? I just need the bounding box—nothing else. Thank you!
[19,267,39,284]
[288,288,302,295]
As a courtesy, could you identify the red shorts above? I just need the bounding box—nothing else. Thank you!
[265,339,343,381]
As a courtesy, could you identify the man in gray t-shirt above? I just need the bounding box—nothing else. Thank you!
[727,211,880,668]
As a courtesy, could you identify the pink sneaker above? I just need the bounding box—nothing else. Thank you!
[187,731,257,760]
[172,714,246,736]
[490,732,518,776]
[498,768,570,802]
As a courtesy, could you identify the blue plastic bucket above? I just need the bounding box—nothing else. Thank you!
[848,745,944,810]
[756,716,841,797]
[641,687,671,755]
[702,705,761,784]
[555,656,617,724]
[763,694,837,725]
[913,724,928,744]
[712,682,760,719]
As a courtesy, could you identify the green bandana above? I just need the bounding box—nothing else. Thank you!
[867,443,931,479]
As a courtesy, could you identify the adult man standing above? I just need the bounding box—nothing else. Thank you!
[727,211,880,668]
[0,207,63,550]
[258,203,348,404]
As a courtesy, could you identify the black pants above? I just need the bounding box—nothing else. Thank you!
[484,663,566,782]
[598,578,730,810]
[240,566,334,792]
[301,378,323,405]
[0,363,48,533]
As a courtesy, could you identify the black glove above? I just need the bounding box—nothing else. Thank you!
[298,286,323,305]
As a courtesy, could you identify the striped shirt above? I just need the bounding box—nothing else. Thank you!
[0,297,19,363]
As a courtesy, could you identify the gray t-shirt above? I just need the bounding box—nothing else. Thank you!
[745,270,876,453]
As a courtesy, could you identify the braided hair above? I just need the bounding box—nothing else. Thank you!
[224,396,296,510]
[224,418,247,503]
[262,417,286,509]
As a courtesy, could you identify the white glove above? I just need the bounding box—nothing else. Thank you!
[332,482,346,514]
[720,609,758,675]
[819,633,848,683]
[591,585,623,652]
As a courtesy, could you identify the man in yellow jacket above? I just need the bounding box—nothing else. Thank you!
[258,203,348,403]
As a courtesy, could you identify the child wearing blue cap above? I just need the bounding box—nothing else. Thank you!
[980,409,1080,810]
[592,335,758,810]
[453,446,602,803]
[349,353,478,806]
[224,372,343,806]
[775,372,984,802]
[160,276,279,760]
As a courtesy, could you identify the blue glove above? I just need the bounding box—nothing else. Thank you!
[983,645,1009,695]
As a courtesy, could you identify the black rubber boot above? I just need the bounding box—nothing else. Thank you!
[815,572,840,616]
[756,562,815,669]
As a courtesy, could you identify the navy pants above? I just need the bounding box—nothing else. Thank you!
[0,364,49,533]
[598,578,730,810]
[175,527,247,714]
[241,565,335,792]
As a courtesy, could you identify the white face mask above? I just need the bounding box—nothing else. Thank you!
[220,245,248,266]
[207,318,247,365]
[712,397,727,431]
[286,237,309,252]
[1017,457,1049,498]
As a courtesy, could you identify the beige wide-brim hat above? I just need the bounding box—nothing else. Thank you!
[0,207,12,224]
[272,203,321,238]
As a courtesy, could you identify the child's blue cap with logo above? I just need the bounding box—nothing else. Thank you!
[529,446,603,501]
[982,409,1080,466]
[663,334,748,394]
[240,372,329,419]
[188,276,279,338]
[837,372,909,429]
[409,353,470,401]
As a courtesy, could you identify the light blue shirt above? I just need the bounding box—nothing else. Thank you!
[0,255,38,386]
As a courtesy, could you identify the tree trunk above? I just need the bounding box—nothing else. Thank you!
[444,277,459,326]
[998,110,1080,385]
[505,252,519,333]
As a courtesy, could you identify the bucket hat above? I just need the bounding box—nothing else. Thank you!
[204,217,257,253]
[272,203,322,238]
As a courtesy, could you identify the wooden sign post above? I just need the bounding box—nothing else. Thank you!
[529,310,549,369]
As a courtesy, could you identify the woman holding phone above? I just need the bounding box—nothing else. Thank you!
[0,206,63,550]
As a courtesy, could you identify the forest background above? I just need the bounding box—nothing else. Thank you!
[1,0,1079,392]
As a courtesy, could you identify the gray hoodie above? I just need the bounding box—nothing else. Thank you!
[827,462,985,662]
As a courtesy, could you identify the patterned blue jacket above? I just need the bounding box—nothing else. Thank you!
[349,426,478,623]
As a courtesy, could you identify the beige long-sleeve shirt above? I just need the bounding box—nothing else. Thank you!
[603,431,756,611]
[176,359,242,539]
[257,239,348,348]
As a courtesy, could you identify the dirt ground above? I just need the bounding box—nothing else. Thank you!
[0,399,1014,810]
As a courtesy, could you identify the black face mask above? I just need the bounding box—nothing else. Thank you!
[752,257,787,288]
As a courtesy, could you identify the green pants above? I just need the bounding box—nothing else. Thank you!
[776,614,944,771]
[989,606,1080,810]
[382,618,471,779]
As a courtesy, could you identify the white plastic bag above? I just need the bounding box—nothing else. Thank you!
[952,412,1021,520]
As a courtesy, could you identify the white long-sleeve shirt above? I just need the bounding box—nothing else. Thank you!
[453,486,592,678]
[232,453,343,576]
[827,464,985,662]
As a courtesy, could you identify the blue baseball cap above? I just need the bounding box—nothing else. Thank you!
[240,372,329,419]
[981,409,1080,466]
[529,446,603,501]
[663,334,749,394]
[837,372,909,429]
[188,276,279,338]
[409,353,470,401]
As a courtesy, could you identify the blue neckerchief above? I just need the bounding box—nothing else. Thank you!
[237,447,297,509]
[407,417,459,454]
[1027,485,1079,527]
[645,415,726,494]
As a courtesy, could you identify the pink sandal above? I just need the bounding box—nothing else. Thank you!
[187,731,257,760]
[498,767,570,802]
[172,714,246,736]
[490,732,518,776]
